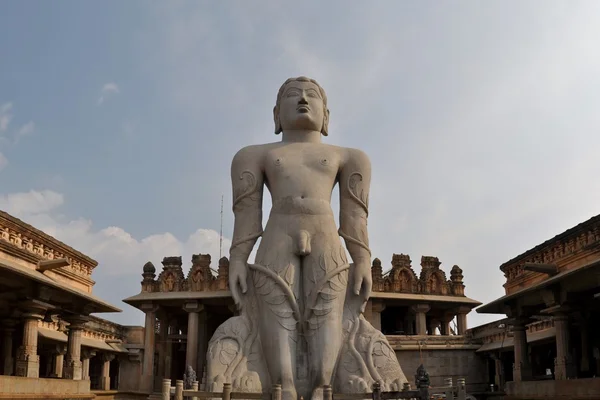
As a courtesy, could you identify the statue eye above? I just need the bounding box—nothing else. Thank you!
[286,90,300,97]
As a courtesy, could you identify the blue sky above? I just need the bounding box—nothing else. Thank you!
[2,1,600,328]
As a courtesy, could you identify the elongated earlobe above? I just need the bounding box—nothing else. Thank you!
[321,108,330,136]
[273,106,282,134]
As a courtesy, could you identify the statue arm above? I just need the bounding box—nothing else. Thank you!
[338,148,372,267]
[229,147,265,265]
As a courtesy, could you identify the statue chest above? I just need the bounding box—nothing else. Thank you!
[264,150,340,182]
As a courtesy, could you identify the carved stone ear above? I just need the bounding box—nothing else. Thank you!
[321,108,330,136]
[273,106,282,135]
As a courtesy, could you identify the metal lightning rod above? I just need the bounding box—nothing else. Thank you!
[219,194,224,260]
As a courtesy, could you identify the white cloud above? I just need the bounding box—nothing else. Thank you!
[1,189,231,325]
[97,82,120,105]
[14,121,35,144]
[0,103,12,132]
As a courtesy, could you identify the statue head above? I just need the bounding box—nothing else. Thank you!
[273,76,330,136]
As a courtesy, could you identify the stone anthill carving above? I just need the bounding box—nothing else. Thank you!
[206,77,406,400]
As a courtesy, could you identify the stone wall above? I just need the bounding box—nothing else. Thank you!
[0,375,91,398]
[118,357,143,392]
[396,349,488,392]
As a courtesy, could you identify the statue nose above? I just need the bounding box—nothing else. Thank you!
[298,95,308,104]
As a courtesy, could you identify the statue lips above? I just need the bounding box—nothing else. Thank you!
[297,105,310,113]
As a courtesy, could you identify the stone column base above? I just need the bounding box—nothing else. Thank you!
[15,356,40,378]
[3,356,14,376]
[100,376,111,391]
[513,364,532,382]
[63,360,83,380]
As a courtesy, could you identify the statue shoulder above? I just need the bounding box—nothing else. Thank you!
[341,147,371,169]
[232,144,269,169]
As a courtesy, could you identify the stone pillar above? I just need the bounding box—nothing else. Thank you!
[81,349,96,381]
[63,316,88,380]
[411,304,430,335]
[512,319,531,382]
[579,318,590,374]
[183,301,204,374]
[141,303,158,391]
[2,320,17,376]
[491,353,504,389]
[15,303,47,378]
[157,313,168,380]
[100,353,115,390]
[455,306,470,335]
[197,310,208,379]
[553,312,573,380]
[428,319,440,335]
[53,344,67,377]
[440,313,453,335]
[371,301,386,332]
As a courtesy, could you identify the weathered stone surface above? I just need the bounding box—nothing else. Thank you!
[206,77,406,400]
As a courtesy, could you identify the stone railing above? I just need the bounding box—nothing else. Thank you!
[162,372,469,400]
[386,334,480,351]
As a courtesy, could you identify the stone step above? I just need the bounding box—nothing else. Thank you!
[148,393,163,400]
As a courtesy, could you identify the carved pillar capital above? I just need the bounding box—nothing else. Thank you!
[183,301,204,314]
[54,344,67,356]
[371,300,386,314]
[81,349,96,360]
[140,303,159,313]
[103,353,116,363]
[411,304,431,314]
[65,315,90,331]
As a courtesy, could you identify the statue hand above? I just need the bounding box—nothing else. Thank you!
[353,261,372,312]
[229,260,248,310]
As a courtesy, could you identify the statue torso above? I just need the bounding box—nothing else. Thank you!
[261,142,344,216]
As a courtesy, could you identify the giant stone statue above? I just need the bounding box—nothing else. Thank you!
[207,77,407,400]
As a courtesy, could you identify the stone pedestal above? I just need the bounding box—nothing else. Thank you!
[15,304,47,378]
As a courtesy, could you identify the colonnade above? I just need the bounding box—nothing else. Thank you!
[0,300,118,390]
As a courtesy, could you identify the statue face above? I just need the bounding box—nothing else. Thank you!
[278,80,326,132]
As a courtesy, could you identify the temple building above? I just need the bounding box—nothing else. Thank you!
[0,208,488,398]
[123,252,485,394]
[476,213,600,399]
[0,211,144,398]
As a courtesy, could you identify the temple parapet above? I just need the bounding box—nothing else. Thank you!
[139,252,468,297]
[371,254,466,297]
[499,214,600,294]
[141,254,229,293]
[0,211,96,286]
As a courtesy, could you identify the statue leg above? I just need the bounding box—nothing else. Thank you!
[302,231,349,400]
[254,232,300,400]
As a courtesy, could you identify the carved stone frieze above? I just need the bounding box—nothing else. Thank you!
[0,211,96,279]
[500,216,600,288]
[187,254,216,291]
